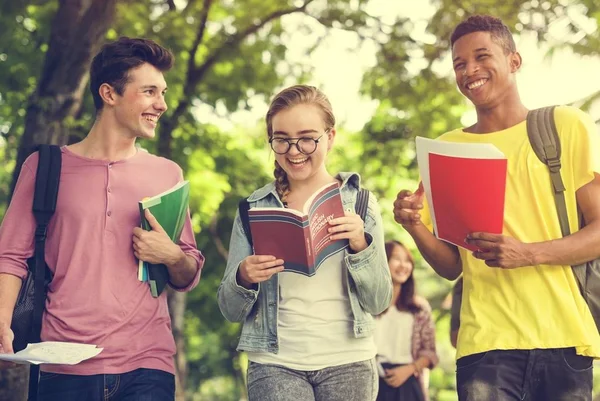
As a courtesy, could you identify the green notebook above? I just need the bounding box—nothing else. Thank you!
[138,180,190,297]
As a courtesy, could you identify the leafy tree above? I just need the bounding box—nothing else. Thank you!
[0,0,598,399]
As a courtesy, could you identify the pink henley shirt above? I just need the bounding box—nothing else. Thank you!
[0,146,204,375]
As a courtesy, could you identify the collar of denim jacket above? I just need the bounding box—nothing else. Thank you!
[246,171,362,203]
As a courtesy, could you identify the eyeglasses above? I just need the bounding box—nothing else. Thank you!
[269,130,329,155]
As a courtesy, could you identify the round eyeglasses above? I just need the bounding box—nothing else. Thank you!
[269,132,328,155]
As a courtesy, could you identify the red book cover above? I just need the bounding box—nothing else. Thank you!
[416,137,507,252]
[429,153,507,251]
[248,182,347,276]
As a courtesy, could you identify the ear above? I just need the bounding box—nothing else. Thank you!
[509,52,522,73]
[98,83,119,107]
[326,128,336,152]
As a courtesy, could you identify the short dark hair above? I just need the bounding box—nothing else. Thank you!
[89,37,174,110]
[450,15,516,54]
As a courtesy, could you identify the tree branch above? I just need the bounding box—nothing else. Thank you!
[188,0,316,86]
[165,0,176,11]
[209,213,229,261]
[187,0,214,83]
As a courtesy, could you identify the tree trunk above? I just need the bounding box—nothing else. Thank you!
[2,0,116,397]
[9,0,117,198]
[168,289,188,401]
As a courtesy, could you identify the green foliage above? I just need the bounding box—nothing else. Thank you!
[1,0,599,399]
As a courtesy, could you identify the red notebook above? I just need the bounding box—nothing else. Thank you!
[416,137,507,251]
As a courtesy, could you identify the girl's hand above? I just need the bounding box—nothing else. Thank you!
[328,210,368,253]
[383,365,416,388]
[237,255,284,289]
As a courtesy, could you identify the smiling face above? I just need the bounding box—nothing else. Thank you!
[270,103,334,185]
[388,244,414,286]
[451,31,521,109]
[104,62,168,139]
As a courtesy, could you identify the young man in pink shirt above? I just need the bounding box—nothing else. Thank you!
[0,37,204,400]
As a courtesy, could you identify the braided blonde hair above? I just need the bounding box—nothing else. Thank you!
[266,85,335,202]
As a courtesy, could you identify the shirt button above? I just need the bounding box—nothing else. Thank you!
[107,211,112,217]
[107,187,111,193]
[108,164,112,169]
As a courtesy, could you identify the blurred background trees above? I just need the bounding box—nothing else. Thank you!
[0,0,598,400]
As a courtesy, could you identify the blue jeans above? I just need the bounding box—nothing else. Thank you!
[247,359,378,401]
[37,368,175,401]
[456,348,593,401]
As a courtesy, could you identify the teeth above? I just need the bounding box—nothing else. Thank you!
[467,79,487,90]
[288,158,307,165]
[143,115,158,122]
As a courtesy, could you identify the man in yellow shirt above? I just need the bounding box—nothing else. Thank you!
[393,15,600,401]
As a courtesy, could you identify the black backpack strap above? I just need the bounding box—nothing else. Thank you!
[355,188,369,222]
[28,144,61,401]
[238,198,253,248]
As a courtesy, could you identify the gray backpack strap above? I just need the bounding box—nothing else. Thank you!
[526,107,586,292]
[526,106,570,237]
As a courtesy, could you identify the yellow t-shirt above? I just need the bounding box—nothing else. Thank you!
[422,106,600,359]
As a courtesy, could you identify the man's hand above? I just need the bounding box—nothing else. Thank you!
[0,322,16,369]
[133,209,184,266]
[393,184,425,229]
[328,210,368,253]
[237,255,284,289]
[466,232,536,268]
[384,365,416,388]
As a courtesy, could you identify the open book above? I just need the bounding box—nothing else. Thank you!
[248,182,347,276]
[416,137,507,251]
[0,342,103,365]
[138,180,190,297]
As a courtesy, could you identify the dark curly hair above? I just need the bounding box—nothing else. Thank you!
[90,37,174,110]
[451,15,516,55]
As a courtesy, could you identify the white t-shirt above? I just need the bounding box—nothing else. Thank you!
[248,251,376,370]
[374,307,414,364]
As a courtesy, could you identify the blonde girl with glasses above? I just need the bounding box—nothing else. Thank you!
[217,85,393,401]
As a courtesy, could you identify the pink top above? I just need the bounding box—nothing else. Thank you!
[0,146,204,375]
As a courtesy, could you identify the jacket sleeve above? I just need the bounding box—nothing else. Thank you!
[344,191,393,315]
[217,210,259,322]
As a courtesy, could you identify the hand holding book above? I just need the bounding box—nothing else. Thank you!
[134,209,185,266]
[328,211,368,253]
[392,185,425,228]
[237,255,285,289]
[136,180,190,297]
[248,182,347,276]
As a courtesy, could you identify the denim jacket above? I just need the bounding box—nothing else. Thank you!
[217,172,393,353]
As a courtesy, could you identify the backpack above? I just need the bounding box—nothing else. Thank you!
[238,188,370,248]
[9,144,61,401]
[526,106,600,332]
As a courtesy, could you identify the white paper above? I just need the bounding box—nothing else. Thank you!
[415,137,506,240]
[0,342,103,365]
